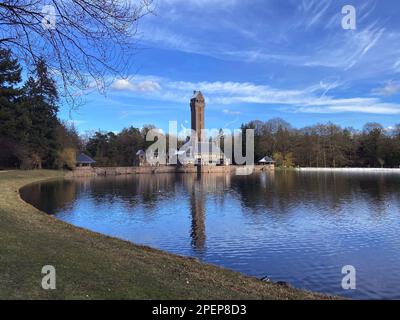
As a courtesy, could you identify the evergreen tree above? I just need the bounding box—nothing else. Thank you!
[21,58,60,168]
[0,48,29,168]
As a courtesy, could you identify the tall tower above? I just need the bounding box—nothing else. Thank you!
[190,91,205,142]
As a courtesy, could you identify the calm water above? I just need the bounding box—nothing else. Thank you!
[21,171,400,299]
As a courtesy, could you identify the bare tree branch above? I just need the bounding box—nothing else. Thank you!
[0,0,153,107]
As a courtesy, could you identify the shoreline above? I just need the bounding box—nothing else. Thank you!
[0,170,332,299]
[296,167,400,173]
[65,166,400,179]
[66,165,274,178]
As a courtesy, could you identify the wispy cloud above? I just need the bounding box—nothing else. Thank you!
[107,74,400,114]
[60,1,400,132]
[223,108,241,115]
[373,81,400,96]
[298,99,400,114]
[139,0,398,80]
[295,0,333,30]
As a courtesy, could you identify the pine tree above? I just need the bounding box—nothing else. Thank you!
[21,58,60,168]
[0,47,30,168]
[0,48,21,98]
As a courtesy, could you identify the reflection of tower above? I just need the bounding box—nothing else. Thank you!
[189,177,206,251]
[190,91,205,142]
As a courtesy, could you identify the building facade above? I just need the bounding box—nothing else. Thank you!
[189,91,228,166]
[190,91,205,142]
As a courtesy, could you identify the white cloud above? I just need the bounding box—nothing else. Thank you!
[111,78,161,92]
[135,80,161,92]
[165,80,316,105]
[107,74,400,115]
[111,79,134,91]
[372,82,400,96]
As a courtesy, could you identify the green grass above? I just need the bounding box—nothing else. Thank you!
[0,170,334,299]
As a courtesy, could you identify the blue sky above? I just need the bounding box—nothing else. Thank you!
[60,0,400,133]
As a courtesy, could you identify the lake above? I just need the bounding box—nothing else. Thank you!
[20,170,400,299]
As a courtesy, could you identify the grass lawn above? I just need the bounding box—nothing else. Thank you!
[0,170,333,299]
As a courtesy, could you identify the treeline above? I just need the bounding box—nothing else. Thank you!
[84,126,156,166]
[0,48,80,169]
[2,48,400,169]
[241,119,400,168]
[85,119,400,168]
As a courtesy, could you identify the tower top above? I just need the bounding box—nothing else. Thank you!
[191,91,204,101]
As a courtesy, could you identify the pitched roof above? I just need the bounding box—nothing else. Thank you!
[136,149,146,156]
[258,156,275,163]
[76,153,96,164]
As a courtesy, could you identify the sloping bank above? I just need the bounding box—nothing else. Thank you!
[0,170,333,299]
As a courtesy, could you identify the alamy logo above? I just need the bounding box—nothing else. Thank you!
[144,121,255,175]
[341,5,356,30]
[341,265,356,290]
[41,265,56,290]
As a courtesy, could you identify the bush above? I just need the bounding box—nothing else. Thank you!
[56,148,76,170]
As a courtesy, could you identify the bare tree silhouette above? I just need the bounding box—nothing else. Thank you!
[0,0,153,104]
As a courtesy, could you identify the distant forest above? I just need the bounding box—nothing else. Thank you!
[241,119,400,168]
[1,48,400,169]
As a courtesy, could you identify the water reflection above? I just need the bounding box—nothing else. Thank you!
[20,171,400,299]
[189,175,206,252]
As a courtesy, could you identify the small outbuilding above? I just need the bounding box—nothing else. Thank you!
[258,156,275,165]
[76,153,96,167]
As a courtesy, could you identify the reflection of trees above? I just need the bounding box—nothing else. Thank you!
[231,171,400,218]
[82,174,177,209]
[21,179,77,215]
[356,174,400,216]
[80,173,233,251]
[22,171,400,227]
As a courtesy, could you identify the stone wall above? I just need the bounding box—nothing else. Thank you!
[254,164,275,172]
[65,164,274,178]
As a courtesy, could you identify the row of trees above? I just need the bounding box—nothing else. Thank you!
[241,119,400,168]
[85,119,400,168]
[2,49,399,169]
[85,126,155,166]
[0,48,80,169]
